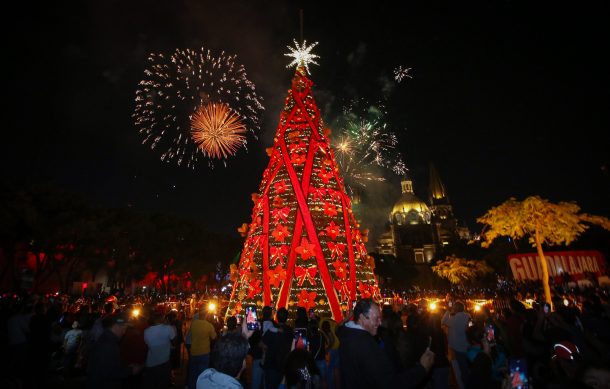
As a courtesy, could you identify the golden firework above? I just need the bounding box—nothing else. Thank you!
[190,103,247,159]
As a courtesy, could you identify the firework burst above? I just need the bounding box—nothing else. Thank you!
[331,102,406,195]
[394,65,412,83]
[191,103,247,160]
[133,47,264,168]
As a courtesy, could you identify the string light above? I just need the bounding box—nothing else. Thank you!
[226,56,379,321]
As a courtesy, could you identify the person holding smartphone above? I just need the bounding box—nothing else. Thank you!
[466,321,507,387]
[262,308,293,389]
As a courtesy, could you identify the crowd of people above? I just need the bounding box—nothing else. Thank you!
[1,292,219,389]
[1,282,609,389]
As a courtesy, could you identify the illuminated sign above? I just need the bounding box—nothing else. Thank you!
[507,250,606,282]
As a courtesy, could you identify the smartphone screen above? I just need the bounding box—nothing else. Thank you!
[245,306,258,330]
[294,328,309,350]
[509,358,528,389]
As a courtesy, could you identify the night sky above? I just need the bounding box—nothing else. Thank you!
[5,1,610,241]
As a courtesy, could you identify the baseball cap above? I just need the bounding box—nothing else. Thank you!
[552,341,580,360]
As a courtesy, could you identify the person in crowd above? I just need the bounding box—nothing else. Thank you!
[579,296,610,363]
[87,312,142,389]
[295,307,309,328]
[166,309,184,383]
[63,320,83,374]
[405,312,431,369]
[197,320,254,389]
[197,332,250,389]
[377,304,395,341]
[284,348,321,389]
[29,301,52,387]
[338,299,434,388]
[76,302,99,370]
[379,310,410,372]
[441,300,471,389]
[90,302,115,343]
[426,311,451,389]
[120,307,148,389]
[187,307,217,389]
[248,324,265,389]
[189,294,197,319]
[142,310,177,389]
[7,302,33,384]
[262,306,280,335]
[223,315,241,336]
[505,299,526,358]
[263,307,294,389]
[545,340,585,389]
[320,319,338,389]
[308,317,327,388]
[400,306,409,328]
[465,321,504,388]
[496,307,517,359]
[76,303,94,332]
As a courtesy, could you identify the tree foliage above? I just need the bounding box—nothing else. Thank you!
[477,196,610,304]
[0,182,240,293]
[477,196,597,248]
[431,255,492,284]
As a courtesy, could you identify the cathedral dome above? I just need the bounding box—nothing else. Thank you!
[391,192,431,225]
[390,176,431,225]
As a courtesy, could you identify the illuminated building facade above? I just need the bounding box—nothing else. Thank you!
[377,164,469,264]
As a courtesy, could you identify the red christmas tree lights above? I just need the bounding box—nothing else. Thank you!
[227,62,379,320]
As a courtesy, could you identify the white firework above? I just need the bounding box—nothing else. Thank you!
[394,65,413,83]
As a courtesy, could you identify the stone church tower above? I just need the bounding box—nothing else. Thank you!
[376,164,468,264]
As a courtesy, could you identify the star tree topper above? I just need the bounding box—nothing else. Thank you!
[285,39,320,74]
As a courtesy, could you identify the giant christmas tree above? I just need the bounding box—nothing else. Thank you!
[226,41,379,320]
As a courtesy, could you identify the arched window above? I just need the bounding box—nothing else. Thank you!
[407,210,420,224]
[395,213,405,225]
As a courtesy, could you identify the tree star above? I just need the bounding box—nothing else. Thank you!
[285,39,320,73]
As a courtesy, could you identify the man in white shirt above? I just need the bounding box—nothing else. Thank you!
[441,301,471,389]
[63,321,83,372]
[143,311,176,389]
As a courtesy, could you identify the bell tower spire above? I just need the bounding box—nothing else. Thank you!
[429,162,448,204]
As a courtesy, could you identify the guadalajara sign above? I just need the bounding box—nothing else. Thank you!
[508,250,606,282]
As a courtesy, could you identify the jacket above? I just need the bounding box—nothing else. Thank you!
[338,323,427,389]
[262,323,294,370]
[87,329,132,389]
